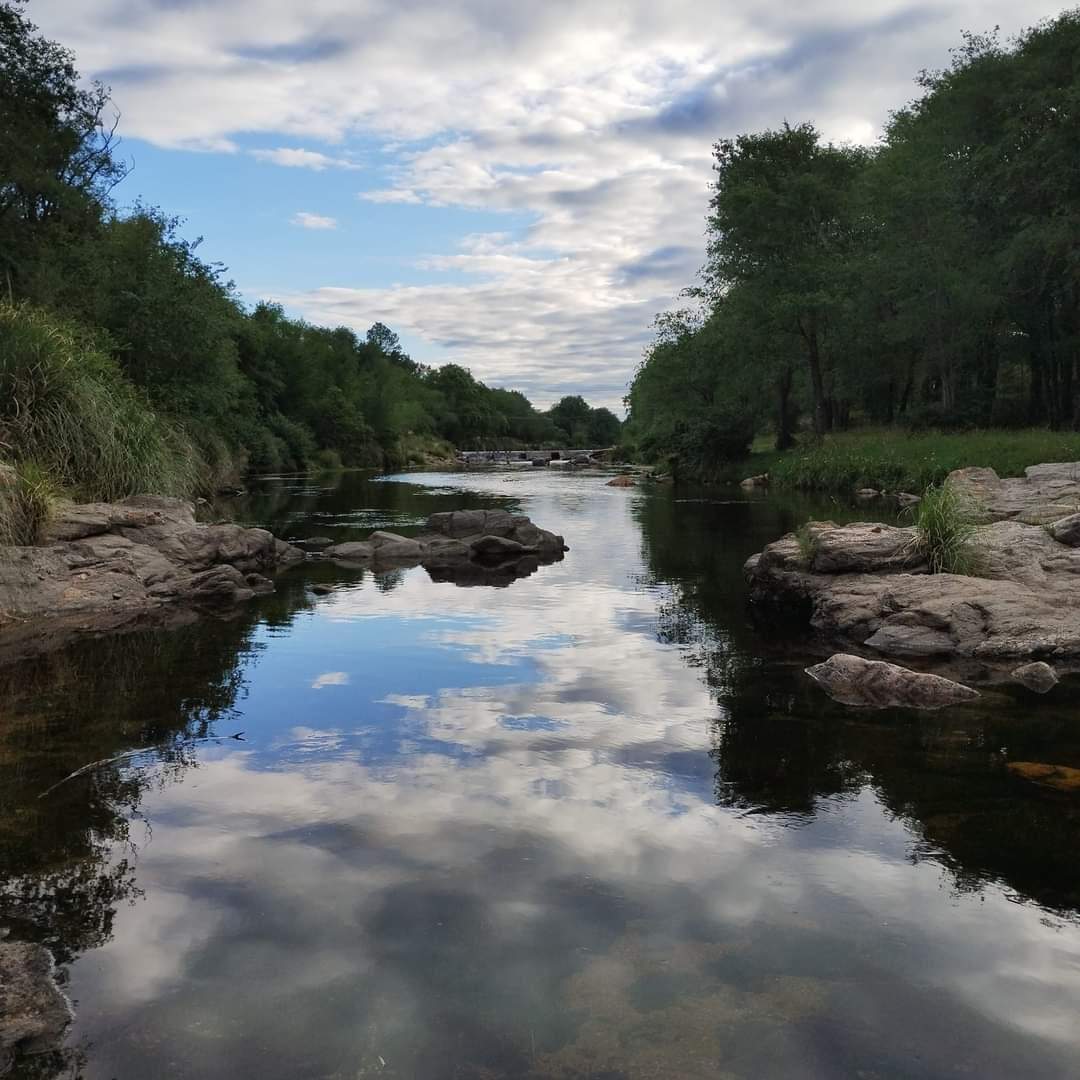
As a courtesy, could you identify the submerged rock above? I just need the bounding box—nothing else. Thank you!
[0,939,73,1074]
[1007,761,1080,793]
[606,475,636,487]
[1011,661,1059,693]
[805,653,979,709]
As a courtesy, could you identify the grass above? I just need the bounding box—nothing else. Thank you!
[0,460,61,545]
[794,522,821,568]
[0,303,202,509]
[755,428,1080,493]
[907,481,981,575]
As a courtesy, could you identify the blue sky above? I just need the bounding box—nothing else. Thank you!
[29,0,1067,411]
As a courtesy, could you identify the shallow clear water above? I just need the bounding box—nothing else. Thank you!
[3,469,1080,1079]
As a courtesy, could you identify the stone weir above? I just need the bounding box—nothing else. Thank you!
[744,462,1080,680]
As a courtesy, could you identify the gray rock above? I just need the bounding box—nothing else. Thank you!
[1011,661,1059,693]
[854,488,880,502]
[1047,513,1080,547]
[949,462,1080,523]
[745,472,1080,664]
[896,492,921,508]
[0,939,73,1072]
[0,496,304,655]
[324,541,374,561]
[470,535,528,561]
[367,531,424,560]
[805,653,979,709]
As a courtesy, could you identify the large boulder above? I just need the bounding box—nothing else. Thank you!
[805,653,980,709]
[0,495,304,657]
[949,462,1080,523]
[745,471,1080,666]
[0,939,73,1073]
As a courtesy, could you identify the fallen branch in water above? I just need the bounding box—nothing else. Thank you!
[38,732,245,799]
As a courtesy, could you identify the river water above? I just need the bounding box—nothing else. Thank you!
[3,469,1080,1079]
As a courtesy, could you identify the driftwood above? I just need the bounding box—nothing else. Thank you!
[38,732,245,799]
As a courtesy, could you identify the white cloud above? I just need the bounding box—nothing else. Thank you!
[291,211,338,230]
[311,670,350,688]
[28,0,1069,409]
[252,147,360,170]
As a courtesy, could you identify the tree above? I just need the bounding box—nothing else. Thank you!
[705,123,868,434]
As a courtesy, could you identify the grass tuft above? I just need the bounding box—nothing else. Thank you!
[0,460,61,545]
[908,482,981,575]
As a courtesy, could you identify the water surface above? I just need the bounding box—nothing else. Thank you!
[3,469,1080,1079]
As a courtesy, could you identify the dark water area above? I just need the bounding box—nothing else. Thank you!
[3,469,1080,1079]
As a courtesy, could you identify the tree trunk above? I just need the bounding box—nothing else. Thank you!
[775,365,796,451]
[801,314,828,436]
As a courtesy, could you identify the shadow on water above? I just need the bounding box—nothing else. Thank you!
[0,469,1078,1078]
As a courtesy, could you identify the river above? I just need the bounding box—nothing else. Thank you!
[3,468,1079,1079]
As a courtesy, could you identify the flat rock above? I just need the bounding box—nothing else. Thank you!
[805,653,979,709]
[745,465,1080,667]
[606,475,636,487]
[0,496,304,655]
[1011,661,1059,693]
[0,939,73,1072]
[324,541,374,561]
[1007,761,1080,793]
[950,462,1080,523]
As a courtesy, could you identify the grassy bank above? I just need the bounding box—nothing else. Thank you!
[730,429,1080,493]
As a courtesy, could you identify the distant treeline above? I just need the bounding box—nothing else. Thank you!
[0,1,620,510]
[626,11,1080,478]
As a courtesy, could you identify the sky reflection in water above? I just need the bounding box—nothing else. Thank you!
[4,470,1080,1079]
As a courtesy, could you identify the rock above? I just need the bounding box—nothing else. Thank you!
[1047,513,1080,547]
[949,462,1080,524]
[324,541,374,562]
[606,475,636,487]
[0,495,304,656]
[805,653,979,709]
[470,534,529,561]
[854,488,880,501]
[0,939,73,1072]
[740,474,768,489]
[311,583,334,595]
[367,531,424,560]
[420,537,471,565]
[293,536,334,552]
[425,510,565,555]
[745,472,1080,664]
[1007,761,1080,793]
[1011,661,1059,693]
[896,492,921,508]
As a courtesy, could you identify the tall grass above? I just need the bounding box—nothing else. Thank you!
[908,482,981,575]
[0,460,61,545]
[0,304,202,506]
[767,428,1080,493]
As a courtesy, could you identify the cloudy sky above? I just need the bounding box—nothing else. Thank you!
[30,0,1065,411]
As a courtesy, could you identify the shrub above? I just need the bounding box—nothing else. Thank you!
[0,460,60,545]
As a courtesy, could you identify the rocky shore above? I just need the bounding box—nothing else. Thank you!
[745,462,1080,682]
[0,499,568,658]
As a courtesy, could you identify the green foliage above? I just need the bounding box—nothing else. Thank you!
[767,428,1080,493]
[0,459,59,545]
[910,482,981,575]
[0,0,622,524]
[0,303,200,500]
[629,11,1080,474]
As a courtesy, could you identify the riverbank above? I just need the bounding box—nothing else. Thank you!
[711,429,1080,493]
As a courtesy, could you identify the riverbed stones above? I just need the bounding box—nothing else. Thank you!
[0,939,73,1073]
[1011,661,1059,693]
[293,536,334,552]
[740,474,769,489]
[805,653,979,709]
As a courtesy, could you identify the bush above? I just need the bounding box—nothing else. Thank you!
[0,304,201,501]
